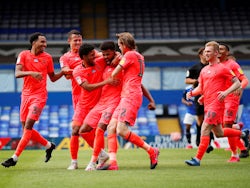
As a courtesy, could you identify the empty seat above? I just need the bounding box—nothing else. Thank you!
[0,0,81,41]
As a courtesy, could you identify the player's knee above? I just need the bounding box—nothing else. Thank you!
[223,121,234,128]
[117,124,129,138]
[214,132,224,138]
[72,126,80,135]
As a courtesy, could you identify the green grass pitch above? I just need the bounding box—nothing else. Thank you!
[0,148,249,188]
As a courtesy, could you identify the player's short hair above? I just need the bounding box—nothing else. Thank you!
[100,41,116,51]
[205,41,219,52]
[67,29,82,39]
[79,43,95,58]
[29,32,45,45]
[219,42,230,51]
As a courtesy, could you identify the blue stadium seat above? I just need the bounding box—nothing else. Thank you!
[0,104,161,138]
[0,0,81,41]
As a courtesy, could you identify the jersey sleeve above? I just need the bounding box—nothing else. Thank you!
[46,54,55,73]
[59,53,69,68]
[16,51,27,66]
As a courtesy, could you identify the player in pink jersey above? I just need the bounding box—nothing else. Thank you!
[60,30,102,110]
[59,31,105,170]
[66,43,116,170]
[80,41,123,171]
[59,30,83,110]
[1,32,67,168]
[185,41,249,166]
[219,43,249,161]
[98,32,159,170]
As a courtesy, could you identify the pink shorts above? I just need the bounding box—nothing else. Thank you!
[204,108,223,125]
[84,102,119,128]
[72,93,81,111]
[223,99,239,122]
[72,105,91,126]
[112,97,142,126]
[20,95,47,122]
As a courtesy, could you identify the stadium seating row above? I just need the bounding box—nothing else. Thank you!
[0,0,81,41]
[0,0,249,41]
[107,0,250,39]
[0,105,160,138]
[2,102,249,139]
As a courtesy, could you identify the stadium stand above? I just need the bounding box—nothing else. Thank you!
[106,0,250,40]
[0,0,249,40]
[0,0,250,139]
[0,0,81,41]
[240,104,250,130]
[0,105,160,138]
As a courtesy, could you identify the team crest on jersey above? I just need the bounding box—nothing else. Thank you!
[238,68,244,74]
[120,58,125,65]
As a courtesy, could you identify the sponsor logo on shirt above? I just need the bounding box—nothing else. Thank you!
[238,68,244,74]
[119,58,125,66]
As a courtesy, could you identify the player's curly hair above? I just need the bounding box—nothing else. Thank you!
[79,43,95,59]
[100,41,116,51]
